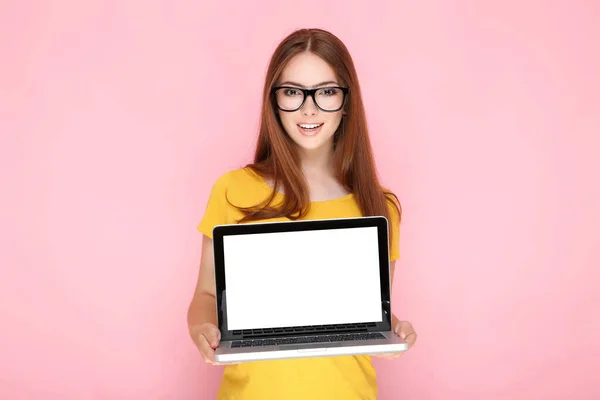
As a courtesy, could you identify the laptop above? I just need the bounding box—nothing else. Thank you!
[211,216,408,363]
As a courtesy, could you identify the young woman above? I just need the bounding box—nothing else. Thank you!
[187,28,417,399]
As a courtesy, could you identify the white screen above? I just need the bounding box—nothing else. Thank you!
[222,226,383,330]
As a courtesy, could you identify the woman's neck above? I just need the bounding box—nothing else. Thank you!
[297,145,335,178]
[296,144,349,201]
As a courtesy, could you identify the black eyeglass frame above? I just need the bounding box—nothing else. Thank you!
[271,86,350,113]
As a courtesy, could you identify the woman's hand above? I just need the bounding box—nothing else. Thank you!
[373,315,417,359]
[192,322,224,365]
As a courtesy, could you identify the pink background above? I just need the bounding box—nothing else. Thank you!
[1,1,599,399]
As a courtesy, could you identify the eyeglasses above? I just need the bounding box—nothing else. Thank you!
[272,86,349,112]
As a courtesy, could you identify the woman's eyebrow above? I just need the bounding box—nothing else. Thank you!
[279,80,339,88]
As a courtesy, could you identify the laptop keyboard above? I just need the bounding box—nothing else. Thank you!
[231,332,385,348]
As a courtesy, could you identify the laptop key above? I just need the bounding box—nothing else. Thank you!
[232,333,386,349]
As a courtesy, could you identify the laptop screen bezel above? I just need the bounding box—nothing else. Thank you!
[211,216,393,341]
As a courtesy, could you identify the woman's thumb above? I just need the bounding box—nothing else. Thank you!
[205,325,221,348]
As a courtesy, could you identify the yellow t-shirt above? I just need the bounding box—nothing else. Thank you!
[197,167,400,400]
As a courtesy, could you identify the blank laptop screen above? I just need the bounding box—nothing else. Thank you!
[222,226,383,331]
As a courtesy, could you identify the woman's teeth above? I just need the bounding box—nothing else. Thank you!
[298,123,323,130]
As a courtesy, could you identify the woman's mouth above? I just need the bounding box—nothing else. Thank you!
[297,123,324,136]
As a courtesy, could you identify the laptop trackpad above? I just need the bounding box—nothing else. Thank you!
[279,343,331,351]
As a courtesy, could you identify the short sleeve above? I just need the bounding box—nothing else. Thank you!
[387,198,401,261]
[197,173,230,239]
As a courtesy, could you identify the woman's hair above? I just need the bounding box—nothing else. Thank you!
[235,28,401,229]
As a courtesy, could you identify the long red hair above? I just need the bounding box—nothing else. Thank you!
[235,28,401,233]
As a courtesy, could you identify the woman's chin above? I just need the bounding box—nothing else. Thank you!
[292,139,335,153]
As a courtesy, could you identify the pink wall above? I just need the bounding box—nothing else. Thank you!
[1,1,599,399]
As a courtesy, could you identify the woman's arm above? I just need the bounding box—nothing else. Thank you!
[389,260,400,321]
[187,235,218,341]
[390,260,396,287]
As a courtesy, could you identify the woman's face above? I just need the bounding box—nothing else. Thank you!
[274,52,345,153]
